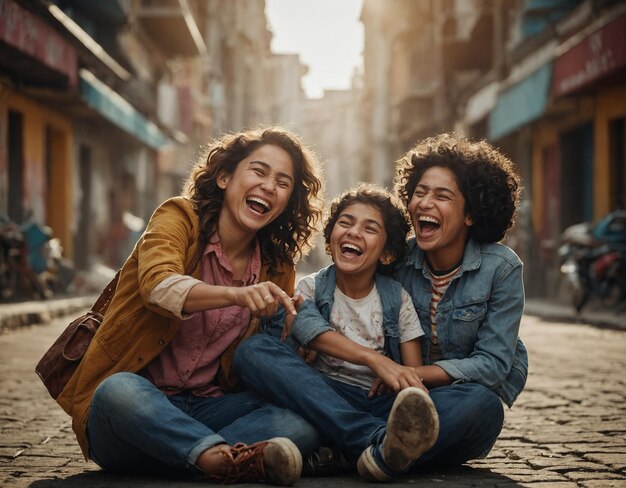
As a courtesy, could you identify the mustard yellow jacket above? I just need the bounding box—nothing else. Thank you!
[56,197,295,459]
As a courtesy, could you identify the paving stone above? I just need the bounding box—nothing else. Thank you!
[579,481,626,488]
[583,452,626,470]
[565,471,626,481]
[517,483,579,488]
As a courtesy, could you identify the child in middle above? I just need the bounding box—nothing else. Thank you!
[239,184,438,481]
[291,183,425,395]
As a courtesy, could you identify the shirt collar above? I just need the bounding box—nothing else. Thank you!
[405,237,481,273]
[205,233,261,285]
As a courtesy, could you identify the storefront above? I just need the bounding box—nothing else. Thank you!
[0,0,78,255]
[552,10,626,217]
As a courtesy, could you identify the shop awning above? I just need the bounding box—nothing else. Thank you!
[552,11,626,97]
[464,81,498,126]
[0,0,78,87]
[488,62,553,140]
[79,69,169,150]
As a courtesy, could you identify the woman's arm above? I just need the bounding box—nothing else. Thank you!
[413,365,453,388]
[400,338,422,367]
[183,281,296,317]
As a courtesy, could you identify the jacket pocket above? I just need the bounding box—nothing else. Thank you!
[96,309,145,363]
[449,302,487,355]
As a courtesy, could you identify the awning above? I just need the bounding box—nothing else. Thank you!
[137,0,207,57]
[79,69,169,150]
[464,81,498,126]
[552,11,626,97]
[488,62,552,140]
[0,0,78,87]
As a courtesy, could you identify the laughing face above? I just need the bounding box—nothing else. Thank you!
[329,202,389,282]
[218,144,294,237]
[408,166,473,271]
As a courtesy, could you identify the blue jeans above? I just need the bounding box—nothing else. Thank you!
[233,335,504,470]
[87,372,320,474]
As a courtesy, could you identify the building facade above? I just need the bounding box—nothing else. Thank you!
[1,0,303,285]
[359,0,626,299]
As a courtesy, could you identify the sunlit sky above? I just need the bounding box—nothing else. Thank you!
[265,0,364,99]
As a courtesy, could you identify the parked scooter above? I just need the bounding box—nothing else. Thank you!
[558,210,626,312]
[0,214,25,300]
[20,219,74,298]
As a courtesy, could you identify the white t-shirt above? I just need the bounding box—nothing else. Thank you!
[296,272,424,389]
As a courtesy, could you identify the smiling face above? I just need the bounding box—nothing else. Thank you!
[218,144,294,238]
[329,202,389,284]
[408,166,473,271]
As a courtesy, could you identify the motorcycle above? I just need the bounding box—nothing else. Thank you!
[558,210,626,312]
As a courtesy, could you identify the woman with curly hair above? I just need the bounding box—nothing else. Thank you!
[391,132,529,474]
[56,127,324,485]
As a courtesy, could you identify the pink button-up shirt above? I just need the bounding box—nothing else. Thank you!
[142,234,261,397]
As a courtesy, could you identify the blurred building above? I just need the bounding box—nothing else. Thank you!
[0,0,204,271]
[359,0,626,299]
[0,0,303,279]
[296,73,366,272]
[266,53,308,131]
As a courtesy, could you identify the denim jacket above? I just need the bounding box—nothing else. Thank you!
[394,238,528,407]
[289,265,404,364]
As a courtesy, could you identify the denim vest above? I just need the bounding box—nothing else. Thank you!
[394,238,529,407]
[290,265,404,364]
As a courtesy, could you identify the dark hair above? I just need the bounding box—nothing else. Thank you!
[324,183,410,275]
[183,127,324,271]
[394,133,521,243]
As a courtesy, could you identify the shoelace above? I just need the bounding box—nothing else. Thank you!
[219,442,268,484]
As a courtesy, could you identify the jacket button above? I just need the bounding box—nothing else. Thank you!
[159,339,165,345]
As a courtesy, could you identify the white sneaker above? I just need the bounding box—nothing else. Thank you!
[357,387,439,481]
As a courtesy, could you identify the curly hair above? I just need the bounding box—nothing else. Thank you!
[324,184,411,275]
[183,127,324,271]
[394,133,521,243]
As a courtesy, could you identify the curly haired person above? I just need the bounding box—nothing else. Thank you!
[55,127,324,485]
[392,132,528,473]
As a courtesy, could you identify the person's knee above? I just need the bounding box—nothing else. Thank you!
[233,334,282,373]
[433,383,503,435]
[94,372,137,403]
[473,384,504,429]
[261,406,321,456]
[92,372,158,418]
[452,384,504,442]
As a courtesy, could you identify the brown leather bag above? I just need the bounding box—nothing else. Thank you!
[35,272,120,399]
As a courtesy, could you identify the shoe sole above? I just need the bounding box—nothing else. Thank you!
[383,387,439,472]
[263,437,303,486]
[356,446,392,482]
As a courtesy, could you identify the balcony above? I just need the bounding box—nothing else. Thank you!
[137,0,206,57]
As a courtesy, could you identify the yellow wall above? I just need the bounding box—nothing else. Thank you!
[1,90,74,257]
[594,84,626,219]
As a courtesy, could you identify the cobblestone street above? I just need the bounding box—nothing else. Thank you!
[0,312,625,487]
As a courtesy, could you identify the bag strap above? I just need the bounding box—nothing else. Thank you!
[91,271,121,314]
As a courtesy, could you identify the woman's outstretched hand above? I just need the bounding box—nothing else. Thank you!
[280,294,304,341]
[229,282,297,318]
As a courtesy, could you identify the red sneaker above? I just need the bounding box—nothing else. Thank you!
[212,437,302,486]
